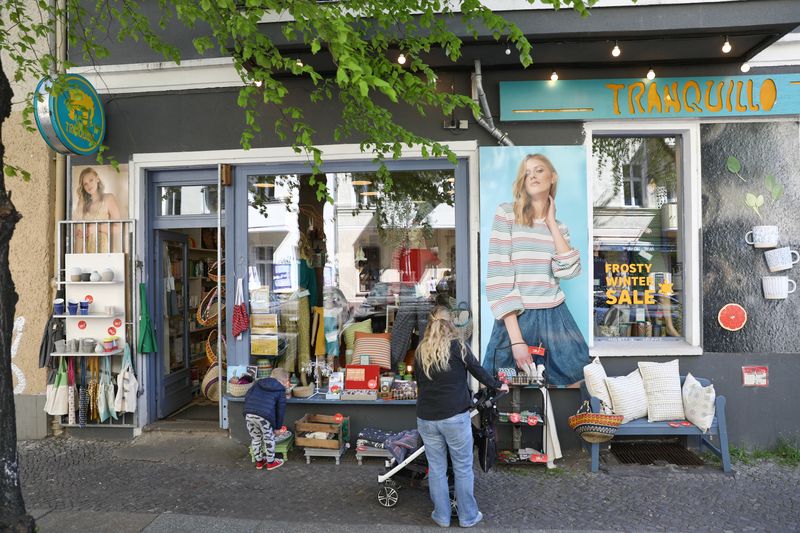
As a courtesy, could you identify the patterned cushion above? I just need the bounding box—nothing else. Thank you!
[343,319,372,352]
[605,370,648,423]
[682,373,716,432]
[353,332,392,369]
[638,359,685,422]
[583,357,613,414]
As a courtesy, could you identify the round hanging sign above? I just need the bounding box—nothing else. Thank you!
[78,320,87,330]
[108,327,117,336]
[33,74,105,155]
[113,318,122,328]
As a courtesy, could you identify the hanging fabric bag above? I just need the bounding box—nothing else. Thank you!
[97,356,117,422]
[79,357,88,428]
[67,357,76,425]
[114,344,139,414]
[232,277,249,339]
[138,283,157,353]
[44,357,69,416]
[88,357,100,422]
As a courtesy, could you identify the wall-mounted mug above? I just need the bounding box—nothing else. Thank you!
[764,247,800,273]
[762,276,796,299]
[745,225,779,248]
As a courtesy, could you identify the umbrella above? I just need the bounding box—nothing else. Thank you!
[138,283,157,353]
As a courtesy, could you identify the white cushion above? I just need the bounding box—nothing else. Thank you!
[682,373,716,432]
[583,357,613,413]
[605,370,648,423]
[638,359,685,422]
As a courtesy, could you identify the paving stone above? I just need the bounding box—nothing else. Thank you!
[35,510,157,532]
[17,435,800,532]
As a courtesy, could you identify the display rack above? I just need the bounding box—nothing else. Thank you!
[496,379,550,466]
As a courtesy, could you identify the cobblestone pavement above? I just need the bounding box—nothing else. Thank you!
[17,433,800,532]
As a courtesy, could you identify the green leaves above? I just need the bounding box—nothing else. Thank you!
[726,156,746,182]
[745,192,764,220]
[765,174,784,202]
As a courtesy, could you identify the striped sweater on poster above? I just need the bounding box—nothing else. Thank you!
[487,202,581,319]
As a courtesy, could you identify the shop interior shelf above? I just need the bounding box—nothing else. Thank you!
[190,326,215,334]
[50,348,124,357]
[53,313,121,319]
[59,281,124,285]
[189,248,218,253]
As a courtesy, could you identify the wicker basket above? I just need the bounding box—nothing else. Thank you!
[568,401,623,443]
[227,381,253,397]
[208,260,226,283]
[201,363,226,402]
[196,288,220,328]
[205,329,227,365]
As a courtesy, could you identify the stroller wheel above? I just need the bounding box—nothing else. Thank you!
[449,486,458,517]
[377,484,400,508]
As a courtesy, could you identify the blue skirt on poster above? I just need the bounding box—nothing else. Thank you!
[482,304,589,387]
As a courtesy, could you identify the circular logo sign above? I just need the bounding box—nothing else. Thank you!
[78,321,87,330]
[33,74,105,156]
[107,327,117,336]
[367,379,377,390]
[84,295,93,303]
[113,318,122,328]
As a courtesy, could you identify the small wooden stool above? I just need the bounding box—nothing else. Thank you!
[355,447,393,465]
[275,435,294,462]
[304,443,347,465]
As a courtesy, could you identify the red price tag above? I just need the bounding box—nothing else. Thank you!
[113,319,122,328]
[333,413,344,424]
[78,321,87,330]
[509,413,521,424]
[108,327,117,336]
[84,295,94,303]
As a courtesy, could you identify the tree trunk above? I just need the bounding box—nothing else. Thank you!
[0,58,34,533]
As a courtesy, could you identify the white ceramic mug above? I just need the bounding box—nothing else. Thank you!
[764,247,800,272]
[762,276,797,299]
[745,225,779,248]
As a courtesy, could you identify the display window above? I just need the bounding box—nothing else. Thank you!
[243,166,462,392]
[592,135,685,342]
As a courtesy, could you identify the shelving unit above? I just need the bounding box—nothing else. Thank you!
[53,313,123,319]
[50,348,124,358]
[496,380,550,466]
[58,281,124,285]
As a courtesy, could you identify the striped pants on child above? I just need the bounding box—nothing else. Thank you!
[246,414,276,462]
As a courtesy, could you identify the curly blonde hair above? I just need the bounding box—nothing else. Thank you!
[417,306,466,380]
[512,154,559,226]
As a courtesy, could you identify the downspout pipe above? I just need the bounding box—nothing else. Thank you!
[472,60,514,146]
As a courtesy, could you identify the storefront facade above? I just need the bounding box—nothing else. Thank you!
[20,0,800,451]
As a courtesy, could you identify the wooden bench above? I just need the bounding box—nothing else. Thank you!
[581,376,731,473]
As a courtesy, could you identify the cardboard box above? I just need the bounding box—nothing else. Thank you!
[251,335,279,355]
[326,371,344,400]
[344,365,380,390]
[251,313,278,334]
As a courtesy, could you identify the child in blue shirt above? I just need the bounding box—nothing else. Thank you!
[243,368,289,470]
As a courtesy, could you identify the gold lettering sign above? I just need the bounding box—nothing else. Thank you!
[606,78,777,116]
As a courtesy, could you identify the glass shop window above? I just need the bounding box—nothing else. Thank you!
[592,136,684,342]
[157,185,224,216]
[246,169,457,379]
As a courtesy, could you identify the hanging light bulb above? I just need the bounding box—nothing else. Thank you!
[611,42,621,57]
[296,59,303,67]
[397,53,406,65]
[722,37,732,54]
[550,71,559,81]
[740,62,751,73]
[505,45,511,56]
[254,80,263,87]
[646,68,656,80]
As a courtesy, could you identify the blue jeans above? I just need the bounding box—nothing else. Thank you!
[417,411,481,527]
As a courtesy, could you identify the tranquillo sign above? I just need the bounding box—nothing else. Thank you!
[33,74,105,156]
[499,74,800,121]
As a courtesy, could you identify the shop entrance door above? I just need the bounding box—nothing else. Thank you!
[154,230,192,418]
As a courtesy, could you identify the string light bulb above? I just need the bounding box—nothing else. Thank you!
[740,62,751,73]
[646,68,656,80]
[550,71,559,81]
[611,42,621,57]
[505,45,511,55]
[296,59,303,67]
[397,53,406,65]
[722,37,732,54]
[254,80,263,87]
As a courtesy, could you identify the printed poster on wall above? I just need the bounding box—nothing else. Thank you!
[479,147,590,363]
[70,164,129,253]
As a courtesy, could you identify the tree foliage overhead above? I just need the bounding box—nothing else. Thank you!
[3,0,597,185]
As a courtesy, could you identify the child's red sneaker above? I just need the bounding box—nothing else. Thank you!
[256,460,266,470]
[266,459,284,471]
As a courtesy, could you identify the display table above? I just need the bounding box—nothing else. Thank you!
[223,393,417,446]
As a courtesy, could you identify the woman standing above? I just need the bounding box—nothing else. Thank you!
[72,167,121,253]
[415,306,507,528]
[483,154,589,387]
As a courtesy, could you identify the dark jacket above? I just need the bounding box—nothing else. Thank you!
[415,340,502,421]
[243,377,286,429]
[39,316,65,369]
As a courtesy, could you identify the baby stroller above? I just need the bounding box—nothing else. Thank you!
[376,387,506,511]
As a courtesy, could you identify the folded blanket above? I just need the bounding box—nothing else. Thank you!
[384,429,421,463]
[358,427,396,443]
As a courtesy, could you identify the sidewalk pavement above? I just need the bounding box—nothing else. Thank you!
[18,430,800,532]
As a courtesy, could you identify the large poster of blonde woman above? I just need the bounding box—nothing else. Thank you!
[70,165,129,253]
[479,147,589,387]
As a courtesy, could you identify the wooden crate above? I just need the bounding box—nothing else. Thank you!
[294,414,349,450]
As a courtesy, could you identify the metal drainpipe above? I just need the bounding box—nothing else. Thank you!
[472,60,514,146]
[53,0,66,279]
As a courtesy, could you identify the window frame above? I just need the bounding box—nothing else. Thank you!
[586,121,702,357]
